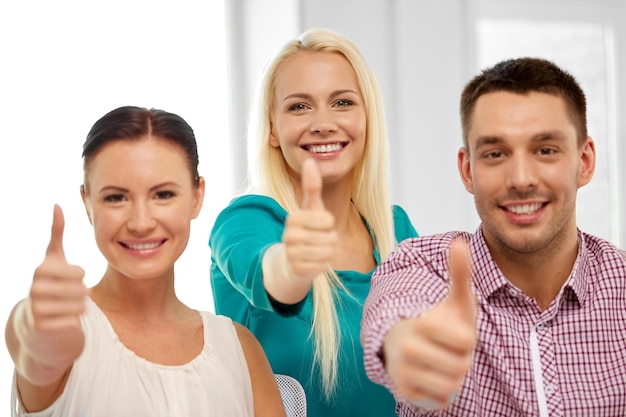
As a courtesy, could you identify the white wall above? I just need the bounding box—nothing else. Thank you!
[224,0,300,191]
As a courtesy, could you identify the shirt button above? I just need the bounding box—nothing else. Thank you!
[536,322,545,332]
[545,384,555,395]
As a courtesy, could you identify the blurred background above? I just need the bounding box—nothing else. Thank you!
[1,0,624,405]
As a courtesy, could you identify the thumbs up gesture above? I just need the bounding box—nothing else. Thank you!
[383,239,477,408]
[29,205,87,332]
[282,159,337,283]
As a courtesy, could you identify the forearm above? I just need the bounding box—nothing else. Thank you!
[361,253,436,391]
[6,298,84,386]
[262,243,313,305]
[362,291,426,392]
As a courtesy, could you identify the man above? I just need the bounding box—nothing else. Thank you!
[361,57,626,416]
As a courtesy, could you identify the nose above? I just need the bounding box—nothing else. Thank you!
[507,153,538,192]
[127,201,157,233]
[310,108,337,135]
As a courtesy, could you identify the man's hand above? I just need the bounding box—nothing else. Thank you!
[383,239,477,408]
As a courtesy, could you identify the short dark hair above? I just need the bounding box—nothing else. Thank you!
[460,57,587,147]
[82,106,200,189]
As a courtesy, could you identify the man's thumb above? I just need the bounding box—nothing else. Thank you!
[447,239,475,312]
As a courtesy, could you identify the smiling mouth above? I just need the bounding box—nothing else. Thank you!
[506,203,544,215]
[304,143,345,153]
[123,241,164,250]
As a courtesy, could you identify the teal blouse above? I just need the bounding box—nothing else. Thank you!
[209,194,418,417]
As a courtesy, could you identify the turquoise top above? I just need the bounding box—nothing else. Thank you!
[209,194,418,417]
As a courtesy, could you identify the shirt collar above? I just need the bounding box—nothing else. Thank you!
[564,229,589,306]
[469,226,509,301]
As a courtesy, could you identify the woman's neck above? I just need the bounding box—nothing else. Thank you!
[89,266,182,318]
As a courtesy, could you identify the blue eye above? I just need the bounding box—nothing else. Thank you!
[288,103,308,111]
[334,99,353,107]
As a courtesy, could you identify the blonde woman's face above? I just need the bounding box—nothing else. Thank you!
[270,51,366,188]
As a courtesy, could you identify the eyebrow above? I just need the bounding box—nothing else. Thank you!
[532,130,568,142]
[473,130,568,149]
[97,182,182,194]
[473,135,502,148]
[282,89,359,102]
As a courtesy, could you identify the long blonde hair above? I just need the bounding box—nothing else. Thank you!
[246,28,395,400]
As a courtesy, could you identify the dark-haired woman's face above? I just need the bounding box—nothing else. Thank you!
[81,136,204,281]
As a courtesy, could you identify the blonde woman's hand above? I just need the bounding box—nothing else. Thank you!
[282,158,337,283]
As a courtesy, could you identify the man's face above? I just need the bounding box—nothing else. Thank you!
[458,91,595,256]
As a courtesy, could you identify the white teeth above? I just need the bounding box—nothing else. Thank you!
[508,203,542,214]
[127,242,161,250]
[307,143,343,153]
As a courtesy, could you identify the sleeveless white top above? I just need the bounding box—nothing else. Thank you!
[12,298,254,417]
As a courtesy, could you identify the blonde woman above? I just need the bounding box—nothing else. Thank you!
[209,28,418,417]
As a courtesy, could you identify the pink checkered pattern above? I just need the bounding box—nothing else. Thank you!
[362,228,626,416]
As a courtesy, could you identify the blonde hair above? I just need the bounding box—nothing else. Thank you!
[246,28,395,400]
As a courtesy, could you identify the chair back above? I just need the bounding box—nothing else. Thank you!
[274,374,307,417]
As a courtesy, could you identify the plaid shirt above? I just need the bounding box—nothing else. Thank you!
[362,227,626,417]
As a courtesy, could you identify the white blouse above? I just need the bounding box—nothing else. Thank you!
[12,297,254,417]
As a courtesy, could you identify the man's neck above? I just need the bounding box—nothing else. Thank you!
[489,235,579,311]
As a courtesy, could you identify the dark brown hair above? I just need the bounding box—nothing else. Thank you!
[82,106,200,189]
[460,57,587,147]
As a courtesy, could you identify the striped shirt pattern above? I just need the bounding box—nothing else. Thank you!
[362,228,626,416]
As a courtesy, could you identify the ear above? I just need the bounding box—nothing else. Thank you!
[192,177,205,219]
[457,147,474,194]
[80,184,94,225]
[577,136,596,188]
[268,121,280,148]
